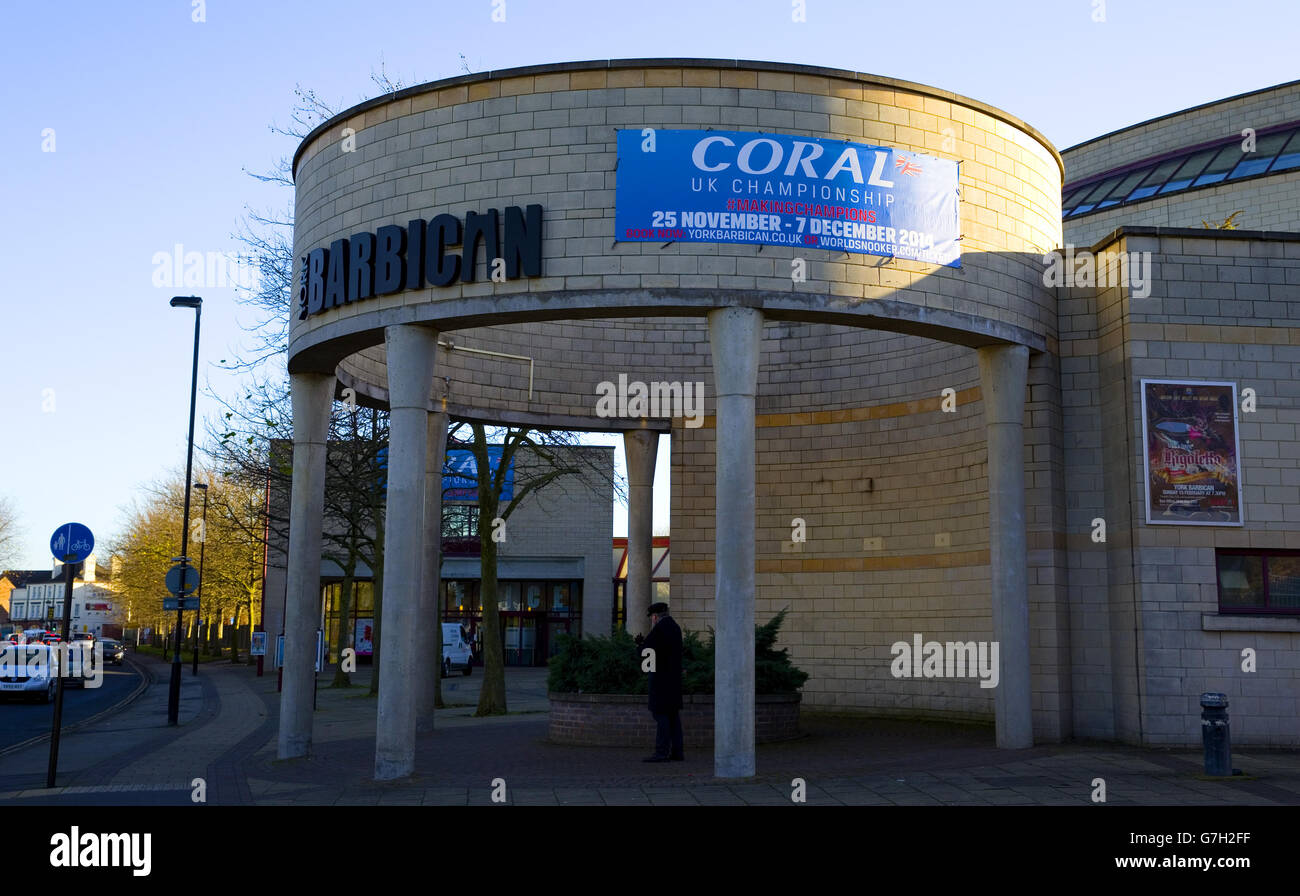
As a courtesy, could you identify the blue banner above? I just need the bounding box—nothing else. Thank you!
[615,129,960,267]
[443,446,514,502]
[376,445,515,501]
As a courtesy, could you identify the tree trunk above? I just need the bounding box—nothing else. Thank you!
[229,605,241,663]
[475,493,507,716]
[332,570,354,687]
[241,586,257,664]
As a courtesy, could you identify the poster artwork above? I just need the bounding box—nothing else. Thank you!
[354,619,375,657]
[1141,380,1243,525]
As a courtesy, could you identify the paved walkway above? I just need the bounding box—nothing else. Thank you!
[2,655,1298,806]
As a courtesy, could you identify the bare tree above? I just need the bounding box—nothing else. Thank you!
[107,469,266,653]
[0,495,22,571]
[448,423,623,716]
[205,69,411,688]
[209,382,390,684]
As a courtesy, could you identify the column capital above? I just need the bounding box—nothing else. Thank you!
[384,324,440,411]
[290,372,336,446]
[976,343,1030,426]
[708,306,763,399]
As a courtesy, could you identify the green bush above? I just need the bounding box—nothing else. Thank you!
[548,609,809,696]
[547,628,646,696]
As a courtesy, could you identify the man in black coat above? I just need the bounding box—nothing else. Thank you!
[639,601,684,762]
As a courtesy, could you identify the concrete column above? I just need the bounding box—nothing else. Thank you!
[977,343,1033,749]
[375,324,438,780]
[623,429,659,637]
[708,306,762,778]
[278,371,335,760]
[416,407,449,720]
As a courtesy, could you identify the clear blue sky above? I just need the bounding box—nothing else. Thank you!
[2,0,1296,568]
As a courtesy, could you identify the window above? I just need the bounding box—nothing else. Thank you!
[1126,158,1183,202]
[1060,186,1091,212]
[1063,123,1300,217]
[1269,130,1300,173]
[1157,148,1217,195]
[1216,550,1300,614]
[442,504,478,538]
[1095,169,1148,209]
[550,583,570,613]
[1068,174,1125,216]
[521,583,542,612]
[1228,130,1293,179]
[501,582,522,611]
[444,580,480,613]
[1191,143,1244,188]
[319,581,376,661]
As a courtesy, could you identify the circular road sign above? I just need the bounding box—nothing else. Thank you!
[165,564,201,596]
[50,522,94,564]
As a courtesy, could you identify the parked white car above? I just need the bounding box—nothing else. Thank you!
[0,645,58,703]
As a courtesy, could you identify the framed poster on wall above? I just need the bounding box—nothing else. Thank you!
[1140,379,1244,525]
[354,618,374,657]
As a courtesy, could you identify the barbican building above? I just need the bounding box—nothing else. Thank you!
[269,60,1300,780]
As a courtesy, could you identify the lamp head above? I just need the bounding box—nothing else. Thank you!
[170,296,202,309]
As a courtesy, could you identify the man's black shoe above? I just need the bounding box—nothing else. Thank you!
[642,755,672,763]
[670,755,685,761]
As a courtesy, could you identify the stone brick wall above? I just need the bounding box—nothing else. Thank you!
[282,61,1300,748]
[290,59,1063,396]
[1061,228,1300,746]
[670,357,1070,739]
[288,60,1069,740]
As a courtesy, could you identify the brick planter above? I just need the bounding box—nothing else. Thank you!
[548,692,801,747]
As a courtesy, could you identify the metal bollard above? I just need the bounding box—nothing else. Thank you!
[1199,692,1232,777]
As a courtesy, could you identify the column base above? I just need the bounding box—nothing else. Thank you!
[713,756,757,779]
[278,733,310,761]
[374,756,413,781]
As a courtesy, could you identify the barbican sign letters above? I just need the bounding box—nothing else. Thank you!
[298,204,544,319]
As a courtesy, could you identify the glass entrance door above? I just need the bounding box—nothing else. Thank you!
[545,618,570,659]
[502,613,536,666]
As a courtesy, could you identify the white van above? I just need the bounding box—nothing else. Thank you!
[441,623,473,677]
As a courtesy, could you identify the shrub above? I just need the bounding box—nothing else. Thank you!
[548,609,809,696]
[546,628,645,696]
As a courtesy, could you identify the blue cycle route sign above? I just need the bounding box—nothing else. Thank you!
[50,522,94,564]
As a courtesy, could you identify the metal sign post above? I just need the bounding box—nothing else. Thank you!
[314,630,323,710]
[46,522,93,789]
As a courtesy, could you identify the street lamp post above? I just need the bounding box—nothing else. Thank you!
[193,482,208,676]
[168,295,202,726]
